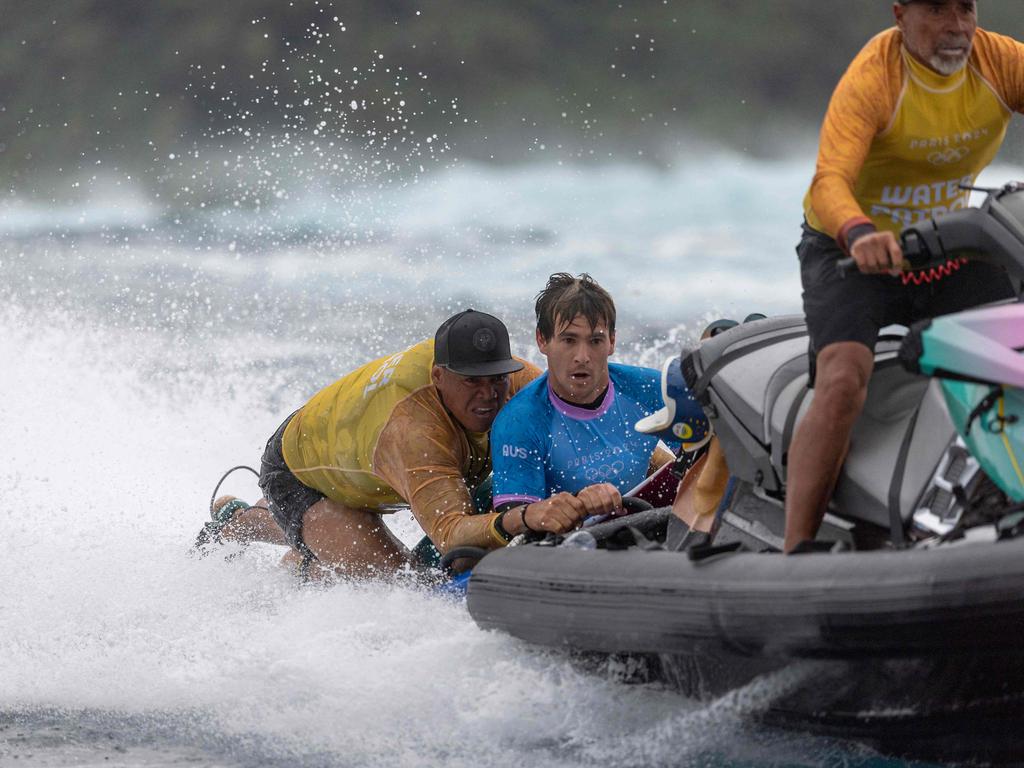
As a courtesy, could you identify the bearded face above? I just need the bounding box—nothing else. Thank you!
[896,0,977,76]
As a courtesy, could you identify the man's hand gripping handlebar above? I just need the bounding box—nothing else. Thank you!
[836,229,930,278]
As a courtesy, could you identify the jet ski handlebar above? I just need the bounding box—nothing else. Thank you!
[835,182,1024,281]
[833,232,934,278]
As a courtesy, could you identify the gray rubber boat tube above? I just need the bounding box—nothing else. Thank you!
[466,535,1024,659]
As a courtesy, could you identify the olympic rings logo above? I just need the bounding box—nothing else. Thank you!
[927,147,970,166]
[584,460,625,482]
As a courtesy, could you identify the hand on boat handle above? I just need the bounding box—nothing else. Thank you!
[513,492,587,535]
[575,483,623,519]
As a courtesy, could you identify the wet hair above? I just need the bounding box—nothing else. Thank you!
[534,272,616,341]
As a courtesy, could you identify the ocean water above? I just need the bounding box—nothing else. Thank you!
[2,155,1021,768]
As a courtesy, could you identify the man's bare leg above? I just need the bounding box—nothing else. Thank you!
[784,342,874,552]
[296,498,415,579]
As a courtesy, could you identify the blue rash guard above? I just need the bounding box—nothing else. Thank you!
[490,362,707,507]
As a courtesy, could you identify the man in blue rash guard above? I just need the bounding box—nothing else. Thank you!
[490,273,709,530]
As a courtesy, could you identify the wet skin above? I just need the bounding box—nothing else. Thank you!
[431,366,512,433]
[895,0,977,76]
[536,314,616,405]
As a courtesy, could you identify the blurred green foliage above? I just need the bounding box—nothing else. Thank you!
[2,0,1022,184]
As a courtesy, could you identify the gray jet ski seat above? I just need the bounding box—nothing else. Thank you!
[682,315,956,531]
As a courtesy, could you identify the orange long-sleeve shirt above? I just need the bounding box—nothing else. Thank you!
[805,27,1024,252]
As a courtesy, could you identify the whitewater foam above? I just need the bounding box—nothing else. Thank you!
[5,155,1020,766]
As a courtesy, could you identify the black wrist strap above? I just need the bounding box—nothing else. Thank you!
[521,503,537,533]
[845,223,877,251]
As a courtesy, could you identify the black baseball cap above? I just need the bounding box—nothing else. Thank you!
[434,309,524,377]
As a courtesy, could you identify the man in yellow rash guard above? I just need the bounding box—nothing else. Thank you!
[785,0,1024,552]
[206,310,584,579]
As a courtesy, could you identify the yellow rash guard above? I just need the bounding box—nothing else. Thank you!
[805,28,1024,258]
[280,339,541,553]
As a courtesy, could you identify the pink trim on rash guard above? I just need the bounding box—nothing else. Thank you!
[546,378,616,420]
[492,493,542,507]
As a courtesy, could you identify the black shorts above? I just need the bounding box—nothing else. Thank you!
[798,222,1015,358]
[258,412,325,556]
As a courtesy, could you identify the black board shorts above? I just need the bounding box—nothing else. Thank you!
[798,222,1015,364]
[258,412,325,557]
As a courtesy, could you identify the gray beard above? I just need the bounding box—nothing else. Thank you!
[929,52,969,76]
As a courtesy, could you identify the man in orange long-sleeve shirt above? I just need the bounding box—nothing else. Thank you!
[786,0,1024,551]
[201,310,589,578]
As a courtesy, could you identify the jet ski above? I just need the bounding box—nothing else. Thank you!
[465,182,1024,763]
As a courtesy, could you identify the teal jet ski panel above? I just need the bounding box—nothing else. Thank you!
[906,303,1024,502]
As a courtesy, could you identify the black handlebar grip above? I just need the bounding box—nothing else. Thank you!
[836,256,857,277]
[901,231,926,266]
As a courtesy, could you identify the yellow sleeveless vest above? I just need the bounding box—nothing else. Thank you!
[280,339,439,508]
